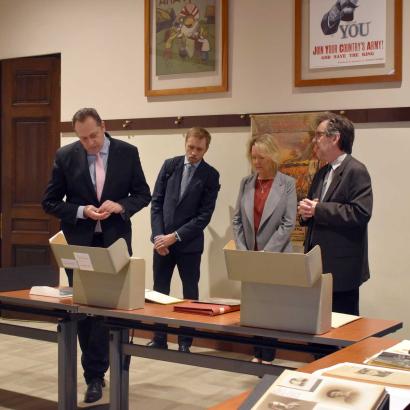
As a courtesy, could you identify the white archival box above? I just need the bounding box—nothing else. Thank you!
[223,241,332,334]
[49,231,145,310]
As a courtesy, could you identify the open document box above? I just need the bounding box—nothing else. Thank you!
[224,240,322,287]
[223,241,332,334]
[49,231,145,310]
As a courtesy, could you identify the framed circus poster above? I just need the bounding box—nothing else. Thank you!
[295,0,402,86]
[144,0,228,96]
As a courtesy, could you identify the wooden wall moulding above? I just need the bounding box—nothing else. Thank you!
[60,107,410,133]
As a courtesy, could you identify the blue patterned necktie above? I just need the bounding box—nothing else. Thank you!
[180,163,194,198]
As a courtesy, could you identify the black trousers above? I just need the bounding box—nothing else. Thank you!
[65,233,109,384]
[332,288,360,315]
[153,250,201,347]
[254,345,276,362]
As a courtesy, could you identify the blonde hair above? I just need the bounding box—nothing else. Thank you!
[247,134,280,172]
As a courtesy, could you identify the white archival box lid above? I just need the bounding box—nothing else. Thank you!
[223,240,322,287]
[49,231,130,274]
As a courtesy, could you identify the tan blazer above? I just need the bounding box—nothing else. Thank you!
[232,172,296,252]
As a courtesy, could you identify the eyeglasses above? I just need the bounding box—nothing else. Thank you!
[313,131,328,140]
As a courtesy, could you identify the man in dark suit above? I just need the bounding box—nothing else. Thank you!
[299,112,372,315]
[42,108,151,403]
[149,127,220,352]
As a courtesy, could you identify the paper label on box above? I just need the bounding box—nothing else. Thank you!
[61,258,79,269]
[73,252,94,271]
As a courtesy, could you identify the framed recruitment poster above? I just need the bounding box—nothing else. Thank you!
[295,0,402,86]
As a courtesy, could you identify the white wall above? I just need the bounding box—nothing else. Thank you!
[1,0,409,336]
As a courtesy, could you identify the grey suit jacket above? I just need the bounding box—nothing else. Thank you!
[232,172,297,252]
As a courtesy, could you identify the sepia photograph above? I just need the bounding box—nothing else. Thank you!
[255,393,316,410]
[315,379,385,409]
[278,375,321,392]
[357,367,392,377]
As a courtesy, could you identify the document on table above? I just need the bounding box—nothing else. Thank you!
[145,289,183,305]
[365,340,410,371]
[331,312,361,328]
[30,286,73,298]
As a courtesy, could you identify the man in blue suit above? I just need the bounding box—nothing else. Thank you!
[149,127,220,352]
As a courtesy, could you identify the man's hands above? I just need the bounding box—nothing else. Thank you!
[84,200,124,220]
[298,198,319,220]
[153,234,177,256]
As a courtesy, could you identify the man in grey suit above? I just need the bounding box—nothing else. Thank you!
[299,112,373,315]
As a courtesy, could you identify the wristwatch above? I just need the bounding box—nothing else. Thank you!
[174,231,181,242]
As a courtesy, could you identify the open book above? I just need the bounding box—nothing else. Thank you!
[313,362,410,410]
[242,369,387,410]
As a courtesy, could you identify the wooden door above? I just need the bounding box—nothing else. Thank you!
[0,54,60,284]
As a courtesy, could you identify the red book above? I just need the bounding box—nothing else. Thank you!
[173,301,240,316]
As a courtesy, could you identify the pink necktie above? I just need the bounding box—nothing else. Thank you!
[95,152,105,200]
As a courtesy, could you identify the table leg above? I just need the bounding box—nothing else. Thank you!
[57,317,77,410]
[110,328,130,410]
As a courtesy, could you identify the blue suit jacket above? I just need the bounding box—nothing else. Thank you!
[151,156,220,253]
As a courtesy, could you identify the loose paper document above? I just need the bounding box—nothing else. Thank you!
[30,286,73,298]
[365,340,410,371]
[145,289,183,304]
[195,297,240,306]
[331,312,361,328]
[61,258,79,269]
[379,340,410,356]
